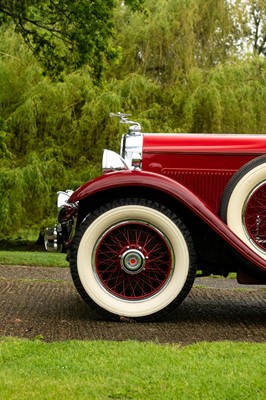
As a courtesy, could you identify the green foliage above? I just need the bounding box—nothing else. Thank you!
[169,59,266,133]
[0,117,12,158]
[125,0,145,12]
[0,152,65,237]
[113,0,238,83]
[0,0,144,81]
[232,0,266,56]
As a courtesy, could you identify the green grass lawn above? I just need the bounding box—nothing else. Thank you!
[0,338,265,400]
[0,250,68,267]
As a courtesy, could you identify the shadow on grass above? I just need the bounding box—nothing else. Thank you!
[0,239,45,252]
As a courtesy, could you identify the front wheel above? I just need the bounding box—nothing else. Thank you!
[70,198,196,321]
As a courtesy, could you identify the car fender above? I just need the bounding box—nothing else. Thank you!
[69,170,266,273]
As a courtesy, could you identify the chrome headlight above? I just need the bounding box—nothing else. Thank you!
[57,190,78,223]
[57,190,74,208]
[120,132,143,169]
[102,149,129,173]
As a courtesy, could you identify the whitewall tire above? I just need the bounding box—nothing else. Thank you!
[70,198,196,321]
[220,155,266,259]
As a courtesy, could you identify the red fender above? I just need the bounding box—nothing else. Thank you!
[69,170,266,273]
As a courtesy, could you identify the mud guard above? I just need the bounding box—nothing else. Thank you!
[69,170,266,274]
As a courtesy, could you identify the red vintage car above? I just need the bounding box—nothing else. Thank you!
[45,112,266,321]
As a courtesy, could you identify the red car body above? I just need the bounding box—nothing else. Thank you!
[45,115,266,321]
[143,133,266,214]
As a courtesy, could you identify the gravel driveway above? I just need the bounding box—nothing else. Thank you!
[0,264,265,344]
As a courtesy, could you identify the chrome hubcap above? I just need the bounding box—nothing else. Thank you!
[120,249,146,275]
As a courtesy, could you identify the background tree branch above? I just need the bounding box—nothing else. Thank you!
[0,0,144,81]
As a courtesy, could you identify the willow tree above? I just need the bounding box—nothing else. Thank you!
[168,58,266,134]
[0,152,66,237]
[112,0,237,83]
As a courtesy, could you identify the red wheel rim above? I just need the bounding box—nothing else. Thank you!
[94,222,173,300]
[244,181,266,253]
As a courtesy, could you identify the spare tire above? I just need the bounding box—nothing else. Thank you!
[220,155,266,259]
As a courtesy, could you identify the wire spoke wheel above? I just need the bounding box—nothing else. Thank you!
[70,198,196,321]
[95,222,173,300]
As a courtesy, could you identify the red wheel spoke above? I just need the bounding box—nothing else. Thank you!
[95,221,172,300]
